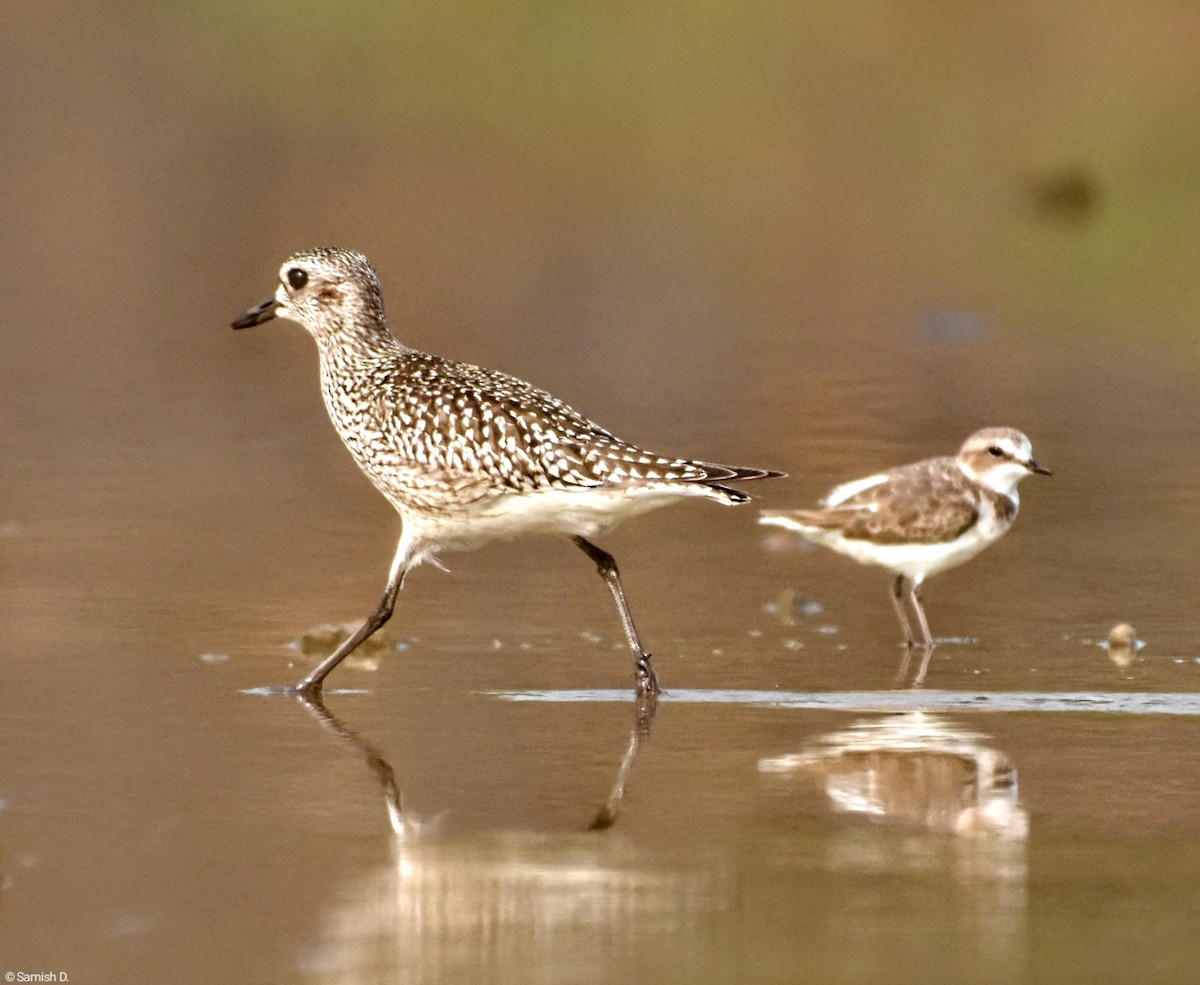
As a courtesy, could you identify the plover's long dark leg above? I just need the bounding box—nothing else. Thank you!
[292,536,414,696]
[889,575,917,647]
[571,536,661,696]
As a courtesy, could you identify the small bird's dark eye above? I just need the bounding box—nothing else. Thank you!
[286,268,308,291]
[988,446,1004,457]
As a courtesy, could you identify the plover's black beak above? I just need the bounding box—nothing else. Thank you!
[1028,459,1052,476]
[231,297,278,330]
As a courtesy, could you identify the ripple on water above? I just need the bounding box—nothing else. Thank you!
[488,688,1200,716]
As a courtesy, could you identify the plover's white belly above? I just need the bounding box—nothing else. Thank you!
[802,493,1015,580]
[816,526,996,579]
[403,484,725,552]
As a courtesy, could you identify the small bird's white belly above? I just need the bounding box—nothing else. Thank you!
[768,495,1015,581]
[804,525,996,579]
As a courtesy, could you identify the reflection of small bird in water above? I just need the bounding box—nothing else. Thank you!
[759,712,1028,840]
[233,247,782,697]
[1105,623,1142,668]
[760,428,1050,655]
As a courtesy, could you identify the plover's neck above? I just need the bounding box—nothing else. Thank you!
[957,458,1022,505]
[317,325,413,436]
[318,320,409,368]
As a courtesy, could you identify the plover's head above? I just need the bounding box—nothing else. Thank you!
[231,247,388,344]
[956,427,1051,493]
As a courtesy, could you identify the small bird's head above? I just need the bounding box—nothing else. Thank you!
[231,247,388,345]
[957,427,1051,494]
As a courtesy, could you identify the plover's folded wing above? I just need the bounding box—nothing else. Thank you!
[371,353,779,502]
[763,457,979,545]
[820,458,980,544]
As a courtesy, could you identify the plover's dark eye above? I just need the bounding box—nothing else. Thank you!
[988,446,1004,457]
[286,267,308,291]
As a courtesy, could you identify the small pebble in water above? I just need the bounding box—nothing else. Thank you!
[1107,623,1137,647]
[1104,622,1143,668]
[764,588,824,626]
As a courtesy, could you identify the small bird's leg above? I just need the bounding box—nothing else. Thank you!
[911,644,935,688]
[889,575,917,647]
[571,536,661,696]
[908,577,934,649]
[908,578,936,687]
[291,535,413,697]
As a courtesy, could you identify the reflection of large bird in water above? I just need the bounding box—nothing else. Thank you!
[292,694,703,983]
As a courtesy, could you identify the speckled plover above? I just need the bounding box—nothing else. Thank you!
[233,247,782,697]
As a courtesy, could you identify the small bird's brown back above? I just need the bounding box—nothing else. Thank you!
[810,458,982,545]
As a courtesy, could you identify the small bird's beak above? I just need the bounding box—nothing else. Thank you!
[231,297,278,330]
[1028,459,1052,476]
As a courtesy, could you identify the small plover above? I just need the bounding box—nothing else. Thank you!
[760,428,1049,653]
[233,247,782,697]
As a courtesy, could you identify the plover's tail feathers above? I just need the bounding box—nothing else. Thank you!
[702,464,786,483]
[583,442,784,503]
[695,463,786,504]
[758,508,829,533]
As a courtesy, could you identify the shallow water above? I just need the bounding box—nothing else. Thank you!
[5,3,1200,983]
[499,687,1200,716]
